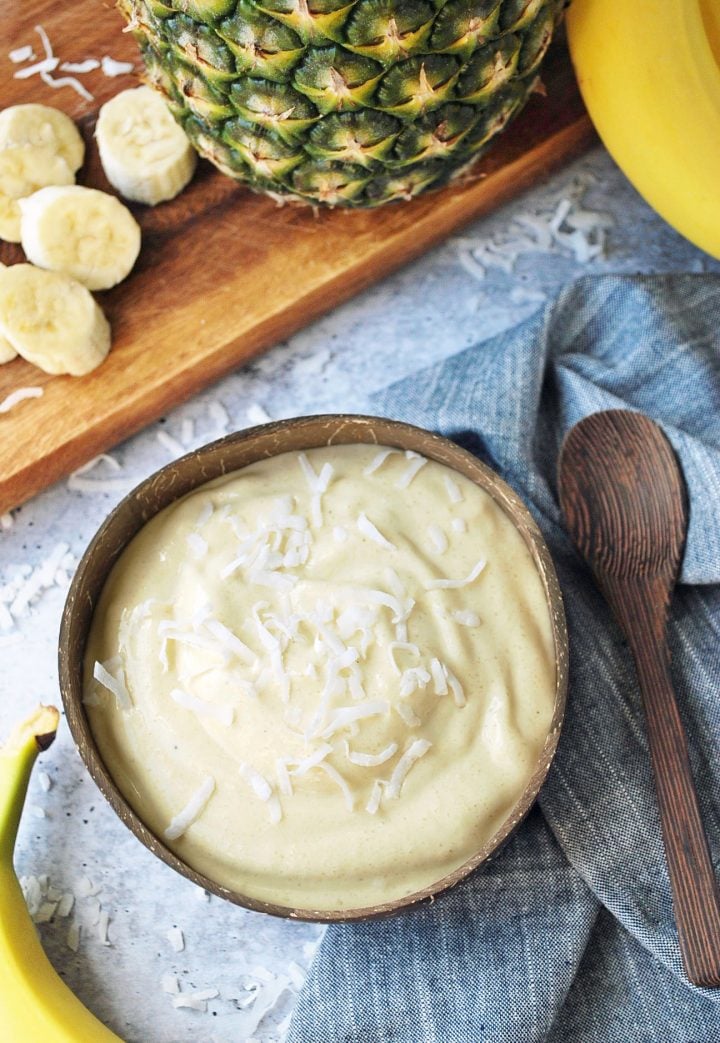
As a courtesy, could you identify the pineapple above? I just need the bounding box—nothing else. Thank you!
[119,0,565,207]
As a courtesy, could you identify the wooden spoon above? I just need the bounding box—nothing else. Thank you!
[558,409,720,987]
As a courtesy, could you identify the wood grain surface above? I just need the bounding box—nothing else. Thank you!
[559,410,720,989]
[0,1,595,514]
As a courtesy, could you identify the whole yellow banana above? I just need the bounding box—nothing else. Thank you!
[0,706,123,1042]
[566,0,720,259]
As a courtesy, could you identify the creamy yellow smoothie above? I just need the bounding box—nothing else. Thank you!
[84,444,556,911]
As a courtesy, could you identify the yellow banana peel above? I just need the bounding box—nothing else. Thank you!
[0,706,123,1042]
[566,0,720,259]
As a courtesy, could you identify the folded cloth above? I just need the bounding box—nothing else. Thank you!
[287,275,720,1043]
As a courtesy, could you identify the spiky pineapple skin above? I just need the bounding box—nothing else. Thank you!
[119,0,566,207]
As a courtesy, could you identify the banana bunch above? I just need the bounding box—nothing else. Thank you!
[566,0,720,259]
[0,706,122,1041]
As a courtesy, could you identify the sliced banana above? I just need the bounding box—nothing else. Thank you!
[0,103,85,173]
[0,145,74,242]
[0,262,17,363]
[96,85,196,205]
[0,263,111,376]
[19,185,142,291]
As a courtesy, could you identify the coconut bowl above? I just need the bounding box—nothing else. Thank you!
[59,414,568,923]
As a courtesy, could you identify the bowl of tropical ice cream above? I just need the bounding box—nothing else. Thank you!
[59,414,567,921]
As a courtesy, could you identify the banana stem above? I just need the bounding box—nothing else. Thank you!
[0,706,59,865]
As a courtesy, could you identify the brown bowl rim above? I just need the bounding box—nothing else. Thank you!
[59,413,568,923]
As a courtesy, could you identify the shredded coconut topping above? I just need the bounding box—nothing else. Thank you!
[385,739,432,800]
[164,776,215,840]
[170,688,233,726]
[444,476,464,504]
[0,387,43,413]
[357,513,395,550]
[363,447,399,476]
[425,558,486,590]
[93,660,131,711]
[396,451,428,490]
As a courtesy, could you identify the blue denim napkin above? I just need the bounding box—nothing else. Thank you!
[287,275,720,1042]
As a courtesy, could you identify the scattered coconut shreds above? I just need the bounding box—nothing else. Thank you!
[57,892,74,918]
[366,779,384,815]
[363,447,399,476]
[385,739,432,800]
[208,400,230,432]
[97,909,111,946]
[157,429,185,456]
[186,532,208,559]
[164,775,215,841]
[101,55,134,76]
[38,770,52,792]
[181,418,195,445]
[333,526,348,543]
[66,922,81,952]
[9,45,35,63]
[288,962,306,990]
[14,57,58,80]
[29,804,46,819]
[395,451,427,490]
[60,59,100,73]
[357,513,395,550]
[425,558,486,591]
[0,386,44,413]
[344,740,398,767]
[428,525,448,554]
[453,609,480,627]
[93,659,131,711]
[172,988,219,1012]
[166,926,185,953]
[7,542,73,619]
[239,761,273,802]
[430,658,448,696]
[247,402,272,425]
[161,974,180,995]
[75,875,100,898]
[452,517,467,534]
[0,512,13,531]
[444,475,464,504]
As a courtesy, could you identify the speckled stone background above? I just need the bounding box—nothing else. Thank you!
[2,148,719,1043]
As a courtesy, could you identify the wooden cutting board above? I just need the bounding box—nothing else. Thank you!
[0,2,595,514]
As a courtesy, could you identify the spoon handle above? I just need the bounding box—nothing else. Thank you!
[604,575,720,987]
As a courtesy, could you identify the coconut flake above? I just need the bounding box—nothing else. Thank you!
[93,660,131,711]
[333,526,348,543]
[430,658,448,696]
[40,69,94,101]
[275,758,293,796]
[0,387,43,413]
[170,688,234,727]
[101,55,134,76]
[394,701,421,727]
[452,610,480,627]
[66,922,81,952]
[97,909,111,946]
[247,402,272,425]
[318,762,354,811]
[164,775,215,841]
[366,780,384,815]
[290,743,333,776]
[446,669,466,708]
[321,700,389,739]
[399,666,430,698]
[13,57,59,79]
[157,430,185,456]
[363,447,399,476]
[424,558,486,591]
[387,641,420,675]
[444,476,463,504]
[451,517,467,534]
[204,617,258,665]
[395,451,427,490]
[38,771,52,792]
[9,45,35,63]
[357,513,395,550]
[161,974,180,995]
[344,741,398,767]
[166,926,185,953]
[208,400,230,432]
[57,893,74,918]
[427,525,448,554]
[186,532,207,559]
[385,739,432,799]
[0,512,13,531]
[59,58,100,73]
[248,570,297,591]
[239,762,273,802]
[172,988,218,1011]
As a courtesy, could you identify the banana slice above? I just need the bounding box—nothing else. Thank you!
[0,145,74,243]
[0,264,111,376]
[96,85,196,205]
[0,103,85,173]
[19,185,142,291]
[0,262,17,363]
